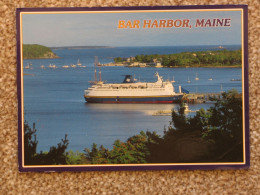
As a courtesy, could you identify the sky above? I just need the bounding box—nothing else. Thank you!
[21,9,243,47]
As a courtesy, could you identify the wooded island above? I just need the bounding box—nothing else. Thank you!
[23,44,59,59]
[114,49,242,67]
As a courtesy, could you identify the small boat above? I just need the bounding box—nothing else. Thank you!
[62,65,70,68]
[195,73,199,80]
[40,65,45,69]
[70,64,76,68]
[77,59,82,66]
[187,76,191,83]
[208,78,213,81]
[230,78,241,81]
[171,76,176,83]
[220,84,224,93]
[24,64,30,69]
[48,64,57,69]
[24,63,32,69]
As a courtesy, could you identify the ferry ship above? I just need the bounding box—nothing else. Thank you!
[84,72,184,104]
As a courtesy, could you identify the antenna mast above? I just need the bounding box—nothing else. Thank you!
[99,68,102,82]
[94,56,98,82]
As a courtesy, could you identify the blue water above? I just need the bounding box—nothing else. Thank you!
[23,45,242,152]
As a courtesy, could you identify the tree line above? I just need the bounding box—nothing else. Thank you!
[84,89,243,163]
[23,44,58,59]
[114,49,242,67]
[24,90,243,165]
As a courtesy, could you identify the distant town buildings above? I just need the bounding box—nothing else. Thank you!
[103,57,163,68]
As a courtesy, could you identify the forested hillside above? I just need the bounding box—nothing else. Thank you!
[114,49,242,67]
[23,44,59,59]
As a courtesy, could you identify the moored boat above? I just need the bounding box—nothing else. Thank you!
[77,59,82,66]
[195,73,199,80]
[48,64,57,69]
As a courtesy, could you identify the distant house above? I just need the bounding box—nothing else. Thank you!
[130,56,135,61]
[155,62,162,68]
[126,56,135,62]
[149,59,163,68]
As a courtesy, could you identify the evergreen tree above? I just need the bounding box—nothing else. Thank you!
[81,90,243,164]
[24,122,69,165]
[24,121,38,165]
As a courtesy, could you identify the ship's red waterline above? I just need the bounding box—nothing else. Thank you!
[100,101,174,104]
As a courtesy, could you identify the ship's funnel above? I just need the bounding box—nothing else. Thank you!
[123,75,135,83]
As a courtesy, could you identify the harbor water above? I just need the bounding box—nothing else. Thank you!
[23,45,242,152]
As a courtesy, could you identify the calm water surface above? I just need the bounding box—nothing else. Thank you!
[23,46,242,152]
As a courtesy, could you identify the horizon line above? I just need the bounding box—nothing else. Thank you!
[23,44,241,48]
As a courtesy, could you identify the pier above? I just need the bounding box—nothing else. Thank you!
[182,93,222,104]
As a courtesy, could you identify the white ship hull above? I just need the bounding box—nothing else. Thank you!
[84,72,183,103]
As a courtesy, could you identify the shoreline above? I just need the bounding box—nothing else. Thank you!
[101,62,241,68]
[23,56,60,60]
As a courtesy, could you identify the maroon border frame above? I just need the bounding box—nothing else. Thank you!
[16,5,249,172]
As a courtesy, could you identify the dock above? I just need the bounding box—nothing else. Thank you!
[153,103,198,116]
[182,93,222,104]
[152,109,198,116]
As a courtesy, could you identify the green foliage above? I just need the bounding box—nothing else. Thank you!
[189,108,210,131]
[23,44,58,59]
[24,121,38,165]
[114,57,123,63]
[38,135,69,165]
[201,89,243,161]
[114,49,242,67]
[170,102,189,130]
[161,90,242,162]
[109,140,137,164]
[66,150,87,164]
[84,89,243,164]
[109,132,150,164]
[169,103,210,133]
[24,122,69,165]
[25,89,243,165]
[84,131,161,164]
[84,143,110,164]
[134,54,160,63]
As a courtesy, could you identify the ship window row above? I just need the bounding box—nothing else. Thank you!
[95,85,166,88]
[96,87,166,89]
[94,89,166,91]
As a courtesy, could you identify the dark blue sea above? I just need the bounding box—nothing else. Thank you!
[23,45,242,152]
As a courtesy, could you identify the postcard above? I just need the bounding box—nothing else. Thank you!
[17,5,249,172]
